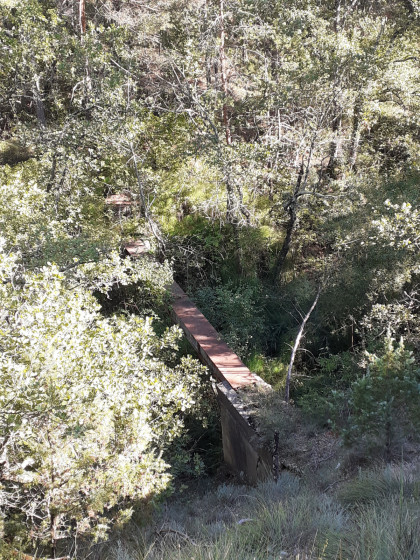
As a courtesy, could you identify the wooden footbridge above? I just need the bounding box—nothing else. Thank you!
[119,238,273,483]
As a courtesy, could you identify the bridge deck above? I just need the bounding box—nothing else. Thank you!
[123,240,258,390]
[107,206,272,480]
[171,282,259,389]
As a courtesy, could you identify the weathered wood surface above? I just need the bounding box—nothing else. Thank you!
[171,282,259,390]
[119,230,266,390]
[124,239,150,258]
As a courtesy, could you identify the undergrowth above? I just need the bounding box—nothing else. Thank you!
[94,463,420,560]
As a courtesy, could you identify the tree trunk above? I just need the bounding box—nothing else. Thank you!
[224,170,236,224]
[273,162,304,281]
[204,0,212,89]
[324,0,343,179]
[33,75,46,128]
[285,286,321,403]
[220,0,231,147]
[220,0,239,228]
[273,204,296,281]
[78,0,92,107]
[130,143,166,251]
[50,510,57,558]
[47,153,57,193]
[237,183,251,225]
[325,109,342,179]
[334,0,342,33]
[79,0,86,36]
[349,93,363,170]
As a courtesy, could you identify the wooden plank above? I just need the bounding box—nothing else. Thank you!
[171,282,259,389]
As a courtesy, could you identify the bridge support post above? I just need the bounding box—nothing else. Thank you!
[216,382,273,484]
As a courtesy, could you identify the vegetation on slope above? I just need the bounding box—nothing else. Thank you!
[0,0,419,557]
[100,465,420,560]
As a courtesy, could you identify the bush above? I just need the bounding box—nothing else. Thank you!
[194,283,268,359]
[0,246,206,557]
[297,352,359,426]
[343,336,420,458]
[245,352,288,388]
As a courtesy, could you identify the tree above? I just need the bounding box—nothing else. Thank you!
[285,285,321,403]
[0,245,205,556]
[344,336,420,458]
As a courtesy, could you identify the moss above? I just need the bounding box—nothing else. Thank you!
[0,140,33,166]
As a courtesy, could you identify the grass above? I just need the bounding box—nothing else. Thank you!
[337,464,420,506]
[94,463,420,560]
[245,352,288,390]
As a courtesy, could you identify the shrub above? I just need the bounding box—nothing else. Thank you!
[343,336,420,458]
[0,246,206,557]
[194,283,268,359]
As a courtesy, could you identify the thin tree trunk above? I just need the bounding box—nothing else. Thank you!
[325,109,342,179]
[47,153,57,193]
[224,169,236,224]
[334,0,342,33]
[33,75,46,127]
[324,0,343,179]
[204,0,212,88]
[219,0,235,224]
[349,93,363,170]
[273,203,296,280]
[79,0,86,35]
[130,144,166,251]
[219,0,250,232]
[49,505,58,559]
[79,0,92,106]
[273,162,304,281]
[285,286,321,403]
[218,0,248,270]
[237,183,251,225]
[220,0,231,147]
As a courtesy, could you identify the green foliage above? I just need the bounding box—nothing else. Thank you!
[194,282,268,359]
[0,158,115,269]
[166,219,226,289]
[343,336,420,456]
[0,246,206,552]
[245,352,287,389]
[297,352,360,425]
[164,384,222,480]
[0,140,33,165]
[1,0,420,553]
